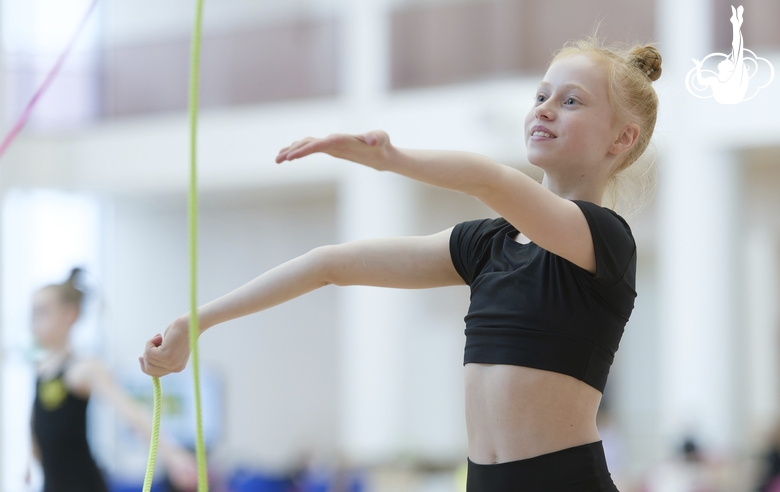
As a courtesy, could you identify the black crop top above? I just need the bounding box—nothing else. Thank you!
[449,199,637,393]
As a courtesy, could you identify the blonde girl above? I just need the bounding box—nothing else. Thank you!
[141,35,661,491]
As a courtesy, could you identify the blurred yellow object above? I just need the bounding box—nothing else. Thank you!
[454,462,468,492]
[38,377,68,411]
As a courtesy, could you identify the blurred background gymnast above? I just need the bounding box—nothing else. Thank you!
[27,268,198,492]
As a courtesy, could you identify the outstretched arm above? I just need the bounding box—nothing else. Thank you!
[277,131,599,273]
[278,132,501,198]
[140,228,462,377]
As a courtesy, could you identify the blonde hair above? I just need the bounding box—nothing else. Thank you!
[550,31,662,216]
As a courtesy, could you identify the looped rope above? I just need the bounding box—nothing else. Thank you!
[143,0,207,490]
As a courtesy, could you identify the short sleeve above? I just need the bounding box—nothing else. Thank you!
[571,200,636,287]
[449,218,499,285]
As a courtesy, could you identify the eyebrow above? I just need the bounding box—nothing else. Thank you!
[536,81,592,96]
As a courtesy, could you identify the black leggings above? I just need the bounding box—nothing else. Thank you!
[466,441,619,492]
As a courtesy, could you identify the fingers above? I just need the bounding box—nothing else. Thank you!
[139,355,172,378]
[275,131,390,164]
[291,134,347,159]
[284,139,325,160]
[139,333,177,377]
[150,333,163,347]
[276,137,318,163]
[290,134,350,159]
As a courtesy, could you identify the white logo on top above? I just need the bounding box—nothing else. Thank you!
[685,5,774,104]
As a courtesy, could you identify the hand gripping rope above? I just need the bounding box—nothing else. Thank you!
[143,0,208,491]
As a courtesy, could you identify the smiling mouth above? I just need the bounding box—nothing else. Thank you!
[530,131,556,138]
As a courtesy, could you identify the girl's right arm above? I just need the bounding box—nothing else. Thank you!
[140,227,463,377]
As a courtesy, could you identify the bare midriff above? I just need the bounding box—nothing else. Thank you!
[465,363,602,465]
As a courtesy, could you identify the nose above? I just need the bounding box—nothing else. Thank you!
[534,98,555,120]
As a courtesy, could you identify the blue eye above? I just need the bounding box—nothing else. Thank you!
[565,97,577,105]
[536,94,546,103]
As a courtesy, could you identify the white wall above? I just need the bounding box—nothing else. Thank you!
[102,185,340,472]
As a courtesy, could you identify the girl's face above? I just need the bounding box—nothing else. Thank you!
[524,53,623,179]
[31,288,76,349]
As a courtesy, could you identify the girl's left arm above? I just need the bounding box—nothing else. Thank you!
[277,131,596,273]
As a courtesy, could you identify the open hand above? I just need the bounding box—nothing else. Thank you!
[139,317,192,377]
[275,130,393,170]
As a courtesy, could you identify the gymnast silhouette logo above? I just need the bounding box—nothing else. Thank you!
[685,5,774,104]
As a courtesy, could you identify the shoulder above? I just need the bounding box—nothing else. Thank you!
[64,357,110,397]
[570,200,636,286]
[571,200,634,243]
[449,216,513,259]
[451,216,511,241]
[449,217,511,284]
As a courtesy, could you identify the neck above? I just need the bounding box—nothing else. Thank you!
[541,170,606,205]
[41,345,71,369]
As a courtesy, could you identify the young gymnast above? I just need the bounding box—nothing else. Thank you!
[29,269,198,491]
[140,35,662,491]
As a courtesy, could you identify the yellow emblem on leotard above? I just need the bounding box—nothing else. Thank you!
[38,377,68,411]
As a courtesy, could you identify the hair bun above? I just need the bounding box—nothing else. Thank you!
[629,45,662,82]
[67,267,83,284]
[64,267,87,301]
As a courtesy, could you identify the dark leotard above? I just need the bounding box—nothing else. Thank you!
[32,367,108,492]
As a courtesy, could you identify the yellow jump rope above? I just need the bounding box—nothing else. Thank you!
[143,0,208,490]
[0,0,206,487]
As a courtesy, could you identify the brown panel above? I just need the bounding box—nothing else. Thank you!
[102,40,190,116]
[713,0,780,53]
[391,0,656,89]
[391,1,525,89]
[101,18,339,117]
[199,20,339,107]
[521,0,656,71]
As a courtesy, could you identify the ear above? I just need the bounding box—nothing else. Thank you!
[609,123,640,156]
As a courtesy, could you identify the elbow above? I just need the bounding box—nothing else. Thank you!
[472,163,508,200]
[308,245,338,287]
